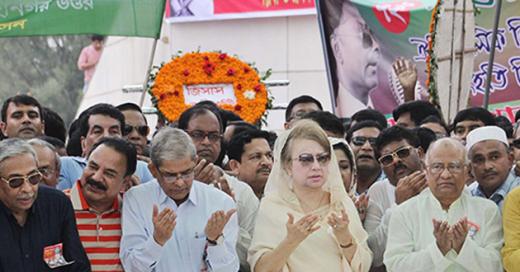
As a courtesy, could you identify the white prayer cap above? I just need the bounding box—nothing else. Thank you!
[466,126,508,152]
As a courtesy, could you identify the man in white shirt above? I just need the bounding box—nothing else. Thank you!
[120,127,239,272]
[384,137,503,271]
[466,126,520,210]
[177,105,259,271]
[365,126,426,269]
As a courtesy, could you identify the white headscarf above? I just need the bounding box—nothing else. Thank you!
[264,120,350,212]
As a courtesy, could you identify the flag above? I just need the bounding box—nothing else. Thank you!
[0,0,166,38]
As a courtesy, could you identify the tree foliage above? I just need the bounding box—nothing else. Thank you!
[0,35,90,127]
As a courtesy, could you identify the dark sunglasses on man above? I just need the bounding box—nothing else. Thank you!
[124,124,150,137]
[351,136,377,147]
[1,171,42,189]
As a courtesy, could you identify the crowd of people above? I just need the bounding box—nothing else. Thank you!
[1,93,520,272]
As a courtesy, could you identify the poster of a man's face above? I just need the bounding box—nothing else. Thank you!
[321,0,387,117]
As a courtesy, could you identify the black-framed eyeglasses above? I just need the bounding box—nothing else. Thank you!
[427,162,466,175]
[38,167,55,177]
[186,130,222,143]
[158,167,195,183]
[1,171,42,189]
[292,153,331,167]
[378,146,414,167]
[124,124,149,137]
[351,136,377,147]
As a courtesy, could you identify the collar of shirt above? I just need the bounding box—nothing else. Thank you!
[69,180,121,213]
[473,171,520,205]
[157,179,199,207]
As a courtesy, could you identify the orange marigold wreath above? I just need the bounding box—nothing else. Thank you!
[148,52,270,124]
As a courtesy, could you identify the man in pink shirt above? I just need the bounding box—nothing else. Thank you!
[77,35,104,93]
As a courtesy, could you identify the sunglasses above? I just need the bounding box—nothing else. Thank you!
[186,130,222,143]
[351,136,377,146]
[378,146,414,167]
[292,153,331,167]
[359,23,375,49]
[124,124,149,137]
[1,171,42,189]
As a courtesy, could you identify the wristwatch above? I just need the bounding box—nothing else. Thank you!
[207,234,224,246]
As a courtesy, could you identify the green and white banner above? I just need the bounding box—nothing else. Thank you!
[0,0,166,38]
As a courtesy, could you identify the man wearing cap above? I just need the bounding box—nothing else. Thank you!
[466,126,520,210]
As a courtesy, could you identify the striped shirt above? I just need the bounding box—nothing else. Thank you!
[65,181,123,272]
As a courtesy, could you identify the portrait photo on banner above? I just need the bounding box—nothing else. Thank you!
[317,0,430,118]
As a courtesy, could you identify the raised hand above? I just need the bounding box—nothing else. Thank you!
[286,213,321,244]
[393,57,418,101]
[432,219,451,255]
[152,205,176,246]
[355,193,369,223]
[194,158,218,184]
[205,209,236,241]
[212,176,235,201]
[395,171,427,204]
[327,209,353,246]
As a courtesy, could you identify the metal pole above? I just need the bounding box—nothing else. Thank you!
[139,38,159,107]
[483,0,503,109]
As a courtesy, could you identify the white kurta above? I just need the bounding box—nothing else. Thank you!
[384,189,503,272]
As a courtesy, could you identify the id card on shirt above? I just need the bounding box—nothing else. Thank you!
[43,243,75,269]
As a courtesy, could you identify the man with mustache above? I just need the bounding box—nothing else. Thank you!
[466,126,520,210]
[58,104,153,190]
[120,128,239,271]
[227,129,273,199]
[365,126,426,270]
[0,94,45,140]
[64,137,136,271]
[384,137,503,271]
[0,139,90,271]
[178,104,259,272]
[347,120,385,195]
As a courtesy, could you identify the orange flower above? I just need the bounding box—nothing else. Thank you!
[149,52,268,123]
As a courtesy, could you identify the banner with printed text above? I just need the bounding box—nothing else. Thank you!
[0,0,166,38]
[165,0,316,23]
[318,0,520,122]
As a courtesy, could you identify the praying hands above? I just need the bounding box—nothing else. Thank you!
[432,217,469,255]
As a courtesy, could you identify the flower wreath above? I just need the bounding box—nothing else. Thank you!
[148,51,271,124]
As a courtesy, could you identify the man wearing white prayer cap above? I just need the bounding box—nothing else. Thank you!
[467,126,520,210]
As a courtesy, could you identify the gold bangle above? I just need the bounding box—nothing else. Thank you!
[340,241,354,248]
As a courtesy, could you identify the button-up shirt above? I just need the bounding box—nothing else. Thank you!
[65,181,123,272]
[58,156,153,190]
[0,186,91,272]
[384,189,503,271]
[120,179,239,272]
[472,171,520,210]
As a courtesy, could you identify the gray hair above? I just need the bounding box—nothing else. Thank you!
[425,138,468,165]
[27,138,61,170]
[150,127,197,167]
[0,139,37,173]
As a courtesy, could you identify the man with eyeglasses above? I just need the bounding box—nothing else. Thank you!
[466,126,520,210]
[450,107,496,146]
[384,137,503,271]
[364,126,425,269]
[178,104,260,272]
[347,120,385,195]
[28,138,61,188]
[0,138,90,271]
[65,137,136,272]
[116,103,150,160]
[120,127,239,271]
[58,103,153,190]
[283,95,323,130]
